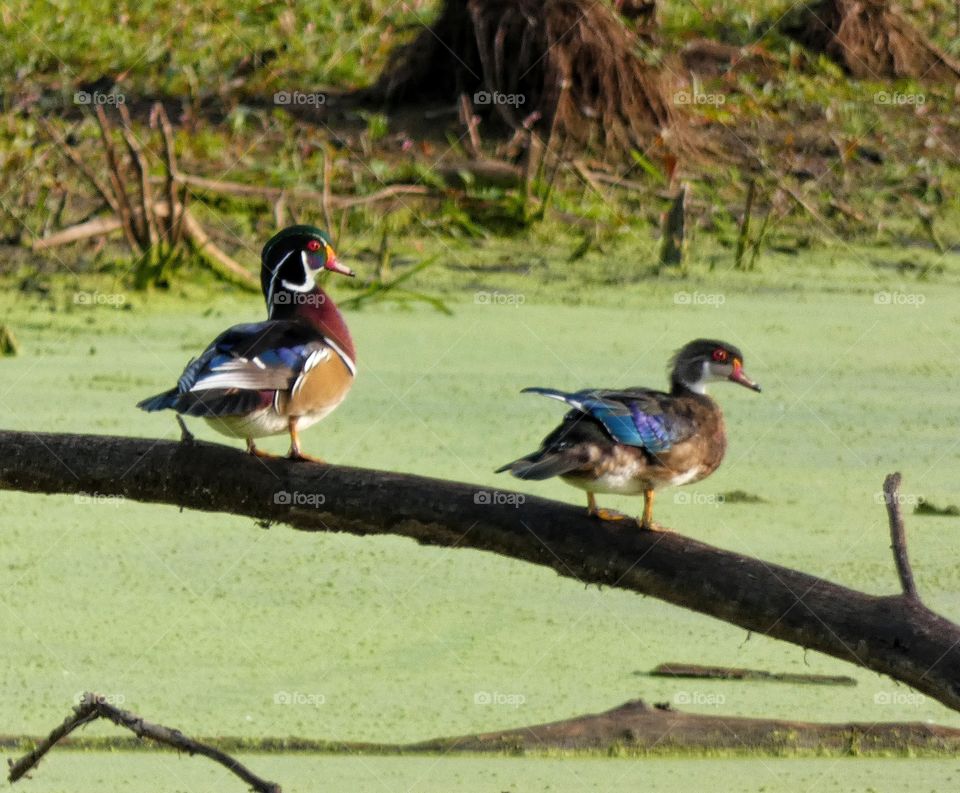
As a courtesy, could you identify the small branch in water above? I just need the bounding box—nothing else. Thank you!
[650,663,856,686]
[7,693,281,792]
[884,472,919,601]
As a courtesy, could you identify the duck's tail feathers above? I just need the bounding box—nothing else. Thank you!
[137,389,179,412]
[521,387,576,405]
[495,451,581,480]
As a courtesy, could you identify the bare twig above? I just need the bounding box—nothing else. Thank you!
[38,120,123,222]
[321,149,334,233]
[178,208,259,291]
[173,171,431,209]
[152,102,184,246]
[7,693,281,792]
[734,179,756,271]
[7,697,99,781]
[94,105,142,250]
[458,92,483,158]
[569,159,607,201]
[884,472,919,601]
[118,104,159,249]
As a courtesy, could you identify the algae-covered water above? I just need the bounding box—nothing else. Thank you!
[2,266,960,789]
[13,754,960,793]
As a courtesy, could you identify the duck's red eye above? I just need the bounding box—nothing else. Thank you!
[306,239,322,252]
[712,349,728,362]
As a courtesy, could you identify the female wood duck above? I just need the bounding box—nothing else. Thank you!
[496,339,761,530]
[138,225,356,462]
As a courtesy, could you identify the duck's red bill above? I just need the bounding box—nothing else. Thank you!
[730,365,761,392]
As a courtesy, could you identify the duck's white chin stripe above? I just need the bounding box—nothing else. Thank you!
[265,249,295,309]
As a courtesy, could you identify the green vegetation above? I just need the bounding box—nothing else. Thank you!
[2,0,959,293]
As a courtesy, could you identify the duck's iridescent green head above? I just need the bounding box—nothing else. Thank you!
[670,338,761,395]
[260,225,354,308]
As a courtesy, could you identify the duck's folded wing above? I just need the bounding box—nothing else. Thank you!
[166,321,338,417]
[524,387,697,453]
[581,389,700,452]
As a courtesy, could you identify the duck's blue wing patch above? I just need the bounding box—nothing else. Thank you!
[575,394,677,452]
[522,387,694,454]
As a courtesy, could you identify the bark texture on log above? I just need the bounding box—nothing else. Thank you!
[1,431,958,712]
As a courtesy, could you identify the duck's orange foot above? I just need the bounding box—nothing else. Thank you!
[638,520,671,532]
[590,507,632,522]
[245,439,283,459]
[287,449,327,464]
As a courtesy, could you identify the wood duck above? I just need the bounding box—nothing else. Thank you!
[496,339,761,530]
[138,225,356,462]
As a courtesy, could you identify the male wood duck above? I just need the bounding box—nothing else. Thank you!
[137,225,356,461]
[496,339,761,530]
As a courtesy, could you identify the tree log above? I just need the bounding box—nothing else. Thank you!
[6,698,959,757]
[1,431,958,712]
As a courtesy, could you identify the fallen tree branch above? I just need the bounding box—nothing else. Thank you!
[7,692,280,792]
[172,172,433,208]
[650,662,857,686]
[30,203,259,292]
[177,208,259,291]
[0,432,957,711]
[6,698,959,757]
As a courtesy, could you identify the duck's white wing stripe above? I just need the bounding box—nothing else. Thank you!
[189,357,294,391]
[291,348,332,396]
[323,338,357,377]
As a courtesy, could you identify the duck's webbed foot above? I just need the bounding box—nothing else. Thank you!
[246,438,280,459]
[586,493,631,522]
[286,418,326,464]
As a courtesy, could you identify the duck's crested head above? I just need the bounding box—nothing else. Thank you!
[669,338,761,395]
[261,225,354,310]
